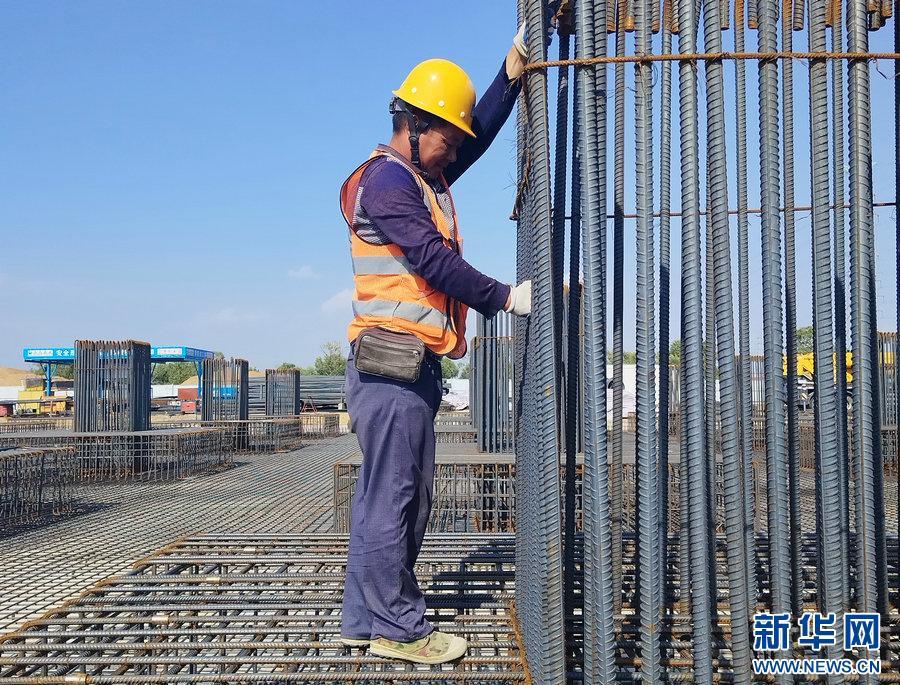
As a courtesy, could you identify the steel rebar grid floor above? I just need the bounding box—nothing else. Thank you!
[0,534,524,684]
[0,435,361,634]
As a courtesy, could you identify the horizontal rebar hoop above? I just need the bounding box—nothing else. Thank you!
[524,50,900,71]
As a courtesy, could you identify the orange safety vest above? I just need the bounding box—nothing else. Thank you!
[340,148,469,359]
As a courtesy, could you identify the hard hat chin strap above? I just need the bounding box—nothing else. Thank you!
[390,98,427,170]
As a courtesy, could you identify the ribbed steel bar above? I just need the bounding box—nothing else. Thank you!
[634,0,660,679]
[831,0,852,611]
[553,30,570,461]
[704,187,718,617]
[847,0,887,626]
[808,0,844,673]
[757,0,792,662]
[611,0,627,614]
[564,66,581,666]
[523,0,565,679]
[701,0,751,678]
[734,0,757,614]
[657,0,674,615]
[574,0,617,679]
[781,0,803,617]
[513,1,533,675]
[677,0,713,679]
[896,0,900,607]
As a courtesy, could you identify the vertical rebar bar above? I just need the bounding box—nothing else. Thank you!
[553,31,571,463]
[575,0,617,680]
[831,0,852,612]
[657,0,674,615]
[677,0,712,679]
[757,6,792,683]
[734,0,758,615]
[611,0,627,612]
[704,186,718,618]
[523,1,565,680]
[634,0,660,678]
[701,0,751,678]
[808,0,844,671]
[564,66,581,672]
[847,0,887,626]
[781,0,803,617]
[513,0,533,674]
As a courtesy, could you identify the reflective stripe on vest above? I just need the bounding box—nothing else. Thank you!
[351,254,413,276]
[352,299,449,330]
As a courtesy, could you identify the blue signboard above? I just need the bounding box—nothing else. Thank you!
[24,346,215,363]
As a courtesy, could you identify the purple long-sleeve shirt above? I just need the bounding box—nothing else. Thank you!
[355,60,520,318]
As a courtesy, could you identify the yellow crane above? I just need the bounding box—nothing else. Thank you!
[783,352,854,384]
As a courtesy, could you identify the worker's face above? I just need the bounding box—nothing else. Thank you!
[418,122,467,180]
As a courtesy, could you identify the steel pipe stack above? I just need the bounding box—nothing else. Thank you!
[512,0,897,682]
[201,357,249,422]
[296,376,347,410]
[74,340,151,433]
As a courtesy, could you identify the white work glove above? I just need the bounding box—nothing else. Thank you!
[513,23,527,58]
[505,280,532,317]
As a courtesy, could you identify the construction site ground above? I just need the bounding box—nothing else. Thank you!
[0,434,356,634]
[1,430,897,683]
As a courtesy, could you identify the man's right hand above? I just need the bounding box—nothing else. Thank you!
[505,281,532,317]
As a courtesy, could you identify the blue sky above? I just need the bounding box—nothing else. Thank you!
[1,2,896,370]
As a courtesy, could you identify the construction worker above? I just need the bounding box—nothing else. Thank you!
[338,26,539,665]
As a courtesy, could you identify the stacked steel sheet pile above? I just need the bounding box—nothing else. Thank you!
[514,0,899,681]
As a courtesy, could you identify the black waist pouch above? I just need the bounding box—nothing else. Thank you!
[354,328,427,383]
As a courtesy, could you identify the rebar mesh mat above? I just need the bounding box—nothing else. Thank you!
[0,534,524,684]
[0,435,360,634]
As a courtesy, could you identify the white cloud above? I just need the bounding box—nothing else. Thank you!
[287,265,318,280]
[321,288,354,314]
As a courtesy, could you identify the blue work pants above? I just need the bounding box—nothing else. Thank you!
[341,348,443,641]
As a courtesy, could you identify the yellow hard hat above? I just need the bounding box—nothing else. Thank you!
[393,59,477,138]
